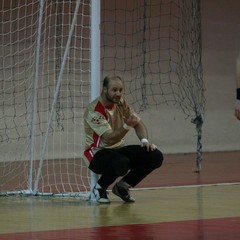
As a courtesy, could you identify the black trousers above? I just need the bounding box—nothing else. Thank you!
[89,145,163,190]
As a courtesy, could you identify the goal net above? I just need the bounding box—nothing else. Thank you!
[0,0,205,197]
[0,0,91,197]
[101,0,205,171]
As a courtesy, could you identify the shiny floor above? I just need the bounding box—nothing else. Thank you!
[0,152,240,240]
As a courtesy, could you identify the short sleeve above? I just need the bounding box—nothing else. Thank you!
[85,110,111,136]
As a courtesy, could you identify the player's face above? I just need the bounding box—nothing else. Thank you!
[104,79,124,104]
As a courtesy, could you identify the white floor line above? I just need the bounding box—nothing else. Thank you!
[132,182,240,191]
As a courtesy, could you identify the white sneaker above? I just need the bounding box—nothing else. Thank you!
[92,186,110,204]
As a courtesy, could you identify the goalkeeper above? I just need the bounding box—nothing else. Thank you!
[83,75,163,203]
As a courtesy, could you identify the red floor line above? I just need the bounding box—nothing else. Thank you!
[0,217,239,240]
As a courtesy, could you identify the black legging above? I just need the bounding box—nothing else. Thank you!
[89,145,163,190]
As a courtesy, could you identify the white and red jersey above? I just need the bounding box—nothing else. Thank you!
[83,96,133,164]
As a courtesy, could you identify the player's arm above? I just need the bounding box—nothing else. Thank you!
[101,125,131,145]
[134,120,157,151]
[133,120,148,140]
[86,110,131,145]
[101,112,140,145]
[235,57,240,120]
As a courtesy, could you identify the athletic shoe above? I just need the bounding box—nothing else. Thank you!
[112,182,135,202]
[92,186,110,204]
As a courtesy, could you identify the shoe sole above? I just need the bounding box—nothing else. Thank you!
[97,198,110,204]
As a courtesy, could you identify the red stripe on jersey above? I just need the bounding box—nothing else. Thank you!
[94,101,108,120]
[84,100,108,162]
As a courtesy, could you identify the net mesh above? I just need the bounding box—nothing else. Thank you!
[0,0,91,196]
[101,0,205,171]
[101,0,205,117]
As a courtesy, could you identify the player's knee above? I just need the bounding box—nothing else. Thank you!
[151,149,164,169]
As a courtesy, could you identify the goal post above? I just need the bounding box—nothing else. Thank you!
[29,0,44,193]
[89,0,100,200]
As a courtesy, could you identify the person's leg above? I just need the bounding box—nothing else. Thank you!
[111,145,163,202]
[89,148,131,190]
[118,145,163,187]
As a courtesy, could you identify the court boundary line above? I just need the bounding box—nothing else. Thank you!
[132,182,240,191]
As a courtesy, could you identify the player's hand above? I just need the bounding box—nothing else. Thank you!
[235,100,240,120]
[124,112,140,128]
[141,138,157,152]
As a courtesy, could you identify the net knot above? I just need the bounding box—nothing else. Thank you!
[191,114,203,128]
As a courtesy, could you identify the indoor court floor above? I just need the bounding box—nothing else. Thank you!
[0,151,240,240]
